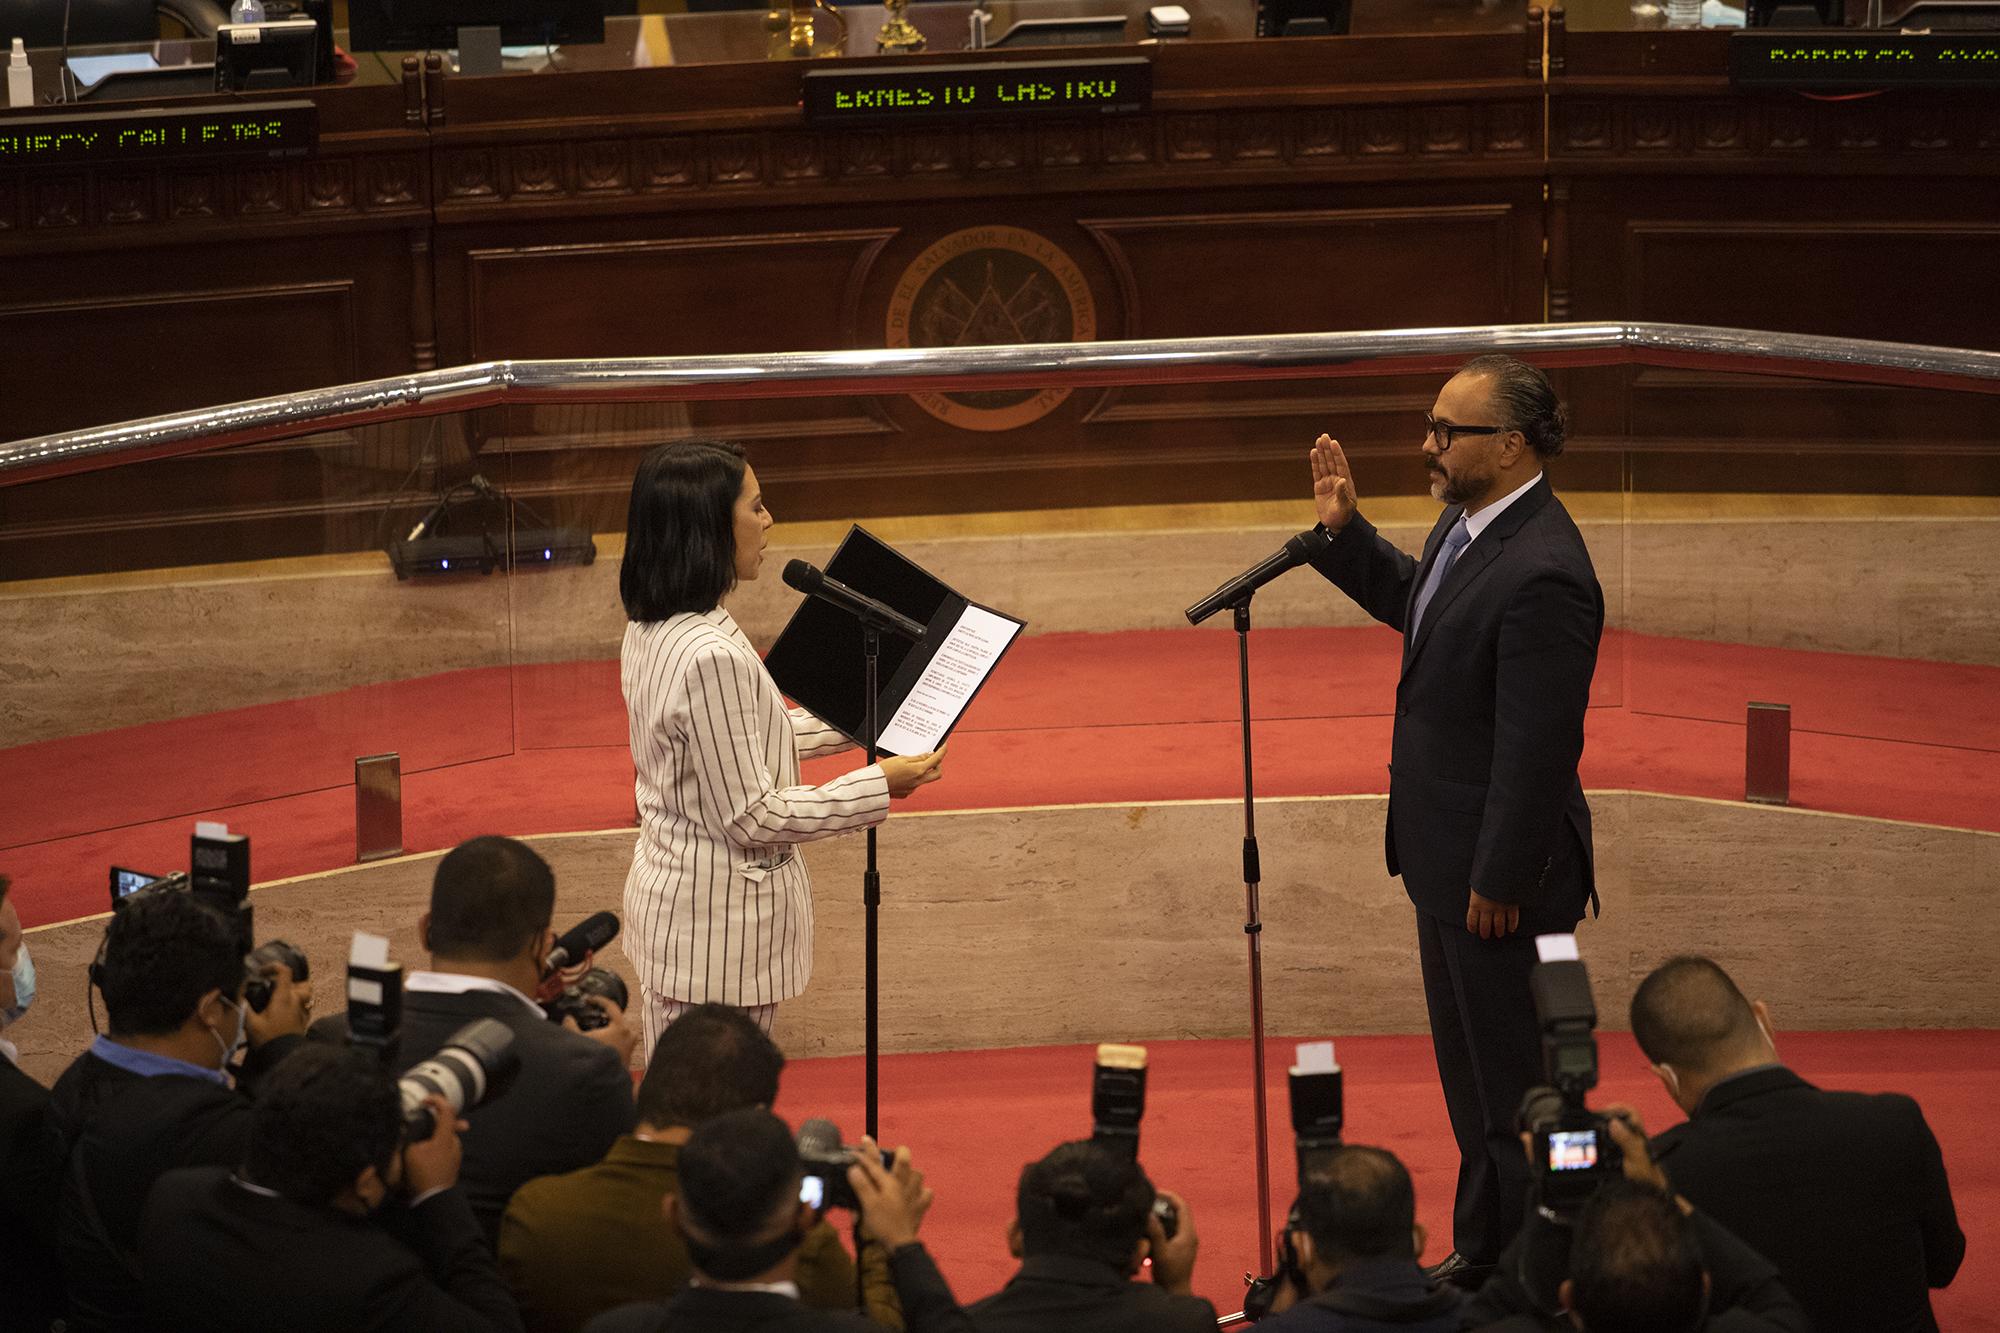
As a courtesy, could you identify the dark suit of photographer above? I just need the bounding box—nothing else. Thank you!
[1255,1147,1462,1333]
[139,1043,523,1332]
[953,1141,1215,1333]
[1631,957,1964,1333]
[1463,1111,1806,1333]
[315,837,637,1242]
[48,889,309,1333]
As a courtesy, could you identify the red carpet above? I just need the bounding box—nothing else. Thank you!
[4,625,1999,928]
[773,1030,1999,1329]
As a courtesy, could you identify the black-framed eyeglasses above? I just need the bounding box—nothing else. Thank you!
[1423,414,1506,452]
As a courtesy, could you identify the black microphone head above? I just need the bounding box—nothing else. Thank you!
[1287,526,1333,563]
[782,560,822,594]
[546,910,620,969]
[796,1117,844,1164]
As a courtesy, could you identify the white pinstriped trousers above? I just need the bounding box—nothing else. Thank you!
[639,986,778,1062]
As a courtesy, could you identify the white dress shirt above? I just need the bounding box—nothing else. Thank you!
[620,608,888,1008]
[1462,470,1544,547]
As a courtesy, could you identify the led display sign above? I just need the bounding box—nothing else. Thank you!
[803,58,1151,127]
[0,100,317,167]
[1729,32,2000,87]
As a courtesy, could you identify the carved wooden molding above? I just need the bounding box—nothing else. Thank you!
[1552,95,2000,164]
[0,150,430,241]
[430,99,1542,211]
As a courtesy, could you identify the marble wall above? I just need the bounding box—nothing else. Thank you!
[10,793,1995,1084]
[5,501,1995,746]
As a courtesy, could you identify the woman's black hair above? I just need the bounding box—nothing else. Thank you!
[620,440,750,622]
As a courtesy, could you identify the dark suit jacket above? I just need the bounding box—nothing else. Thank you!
[373,986,637,1243]
[961,1254,1218,1333]
[1,1054,65,1332]
[1310,480,1603,926]
[1253,1256,1462,1333]
[1463,1203,1807,1333]
[500,1134,900,1333]
[1651,1066,1965,1333]
[47,1048,268,1332]
[138,1165,525,1332]
[583,1289,883,1333]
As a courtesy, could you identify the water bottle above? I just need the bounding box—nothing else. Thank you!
[1666,0,1703,25]
[229,0,265,21]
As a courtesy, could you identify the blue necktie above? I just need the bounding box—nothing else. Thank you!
[1409,515,1472,637]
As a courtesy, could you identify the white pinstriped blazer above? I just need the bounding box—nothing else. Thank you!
[620,608,888,1007]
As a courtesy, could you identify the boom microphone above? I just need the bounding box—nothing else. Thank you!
[1184,527,1332,625]
[782,561,927,642]
[545,910,619,972]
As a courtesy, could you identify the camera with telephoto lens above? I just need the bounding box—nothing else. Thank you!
[341,930,521,1140]
[542,967,629,1032]
[1517,935,1623,1216]
[795,1118,894,1212]
[1243,1040,1344,1321]
[1089,1043,1179,1240]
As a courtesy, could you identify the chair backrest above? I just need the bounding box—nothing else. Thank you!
[0,0,159,46]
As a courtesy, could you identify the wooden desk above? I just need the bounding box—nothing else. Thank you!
[1,3,1993,578]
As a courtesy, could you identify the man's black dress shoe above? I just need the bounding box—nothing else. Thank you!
[1422,1251,1495,1290]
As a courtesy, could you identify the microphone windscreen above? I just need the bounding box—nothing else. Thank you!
[796,1117,844,1162]
[548,910,620,967]
[782,560,822,594]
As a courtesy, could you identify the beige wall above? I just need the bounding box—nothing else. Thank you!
[11,793,1995,1084]
[5,499,1997,746]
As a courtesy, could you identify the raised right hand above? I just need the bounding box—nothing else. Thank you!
[880,746,946,798]
[1311,434,1358,533]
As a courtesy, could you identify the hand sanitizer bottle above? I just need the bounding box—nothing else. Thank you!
[7,38,34,108]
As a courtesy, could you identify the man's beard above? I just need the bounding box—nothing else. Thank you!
[1430,464,1489,509]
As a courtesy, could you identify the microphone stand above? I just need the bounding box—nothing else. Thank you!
[1232,596,1277,1275]
[862,624,883,1141]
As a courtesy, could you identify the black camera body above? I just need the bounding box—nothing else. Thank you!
[106,828,302,1014]
[1522,949,1625,1215]
[796,1118,892,1212]
[542,967,629,1031]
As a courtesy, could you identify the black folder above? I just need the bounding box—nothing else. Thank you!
[764,526,1025,755]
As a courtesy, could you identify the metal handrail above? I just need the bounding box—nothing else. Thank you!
[6,321,2000,488]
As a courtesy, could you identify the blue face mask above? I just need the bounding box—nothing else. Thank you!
[2,942,32,1026]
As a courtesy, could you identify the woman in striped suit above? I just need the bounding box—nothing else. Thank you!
[618,441,945,1050]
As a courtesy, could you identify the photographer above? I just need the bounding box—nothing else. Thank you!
[1462,1110,1807,1333]
[1630,955,1964,1333]
[1254,1146,1462,1332]
[49,885,309,1332]
[583,1107,896,1333]
[954,1139,1212,1333]
[2,875,67,1333]
[324,836,638,1241]
[501,1004,899,1332]
[138,1042,524,1331]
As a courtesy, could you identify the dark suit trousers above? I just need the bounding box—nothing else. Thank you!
[1415,910,1543,1264]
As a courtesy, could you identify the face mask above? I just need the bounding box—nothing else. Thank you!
[209,995,249,1065]
[1,943,32,1026]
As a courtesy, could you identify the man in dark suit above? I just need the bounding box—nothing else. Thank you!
[1630,955,1965,1333]
[500,1003,897,1333]
[372,836,638,1242]
[583,1108,892,1333]
[138,1042,524,1332]
[1464,1114,1807,1333]
[1254,1147,1462,1333]
[47,886,309,1332]
[1307,355,1604,1276]
[958,1140,1213,1333]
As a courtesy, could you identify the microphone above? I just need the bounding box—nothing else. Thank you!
[544,910,619,973]
[782,561,927,642]
[1184,527,1332,626]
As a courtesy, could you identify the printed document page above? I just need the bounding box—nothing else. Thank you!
[878,604,1021,754]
